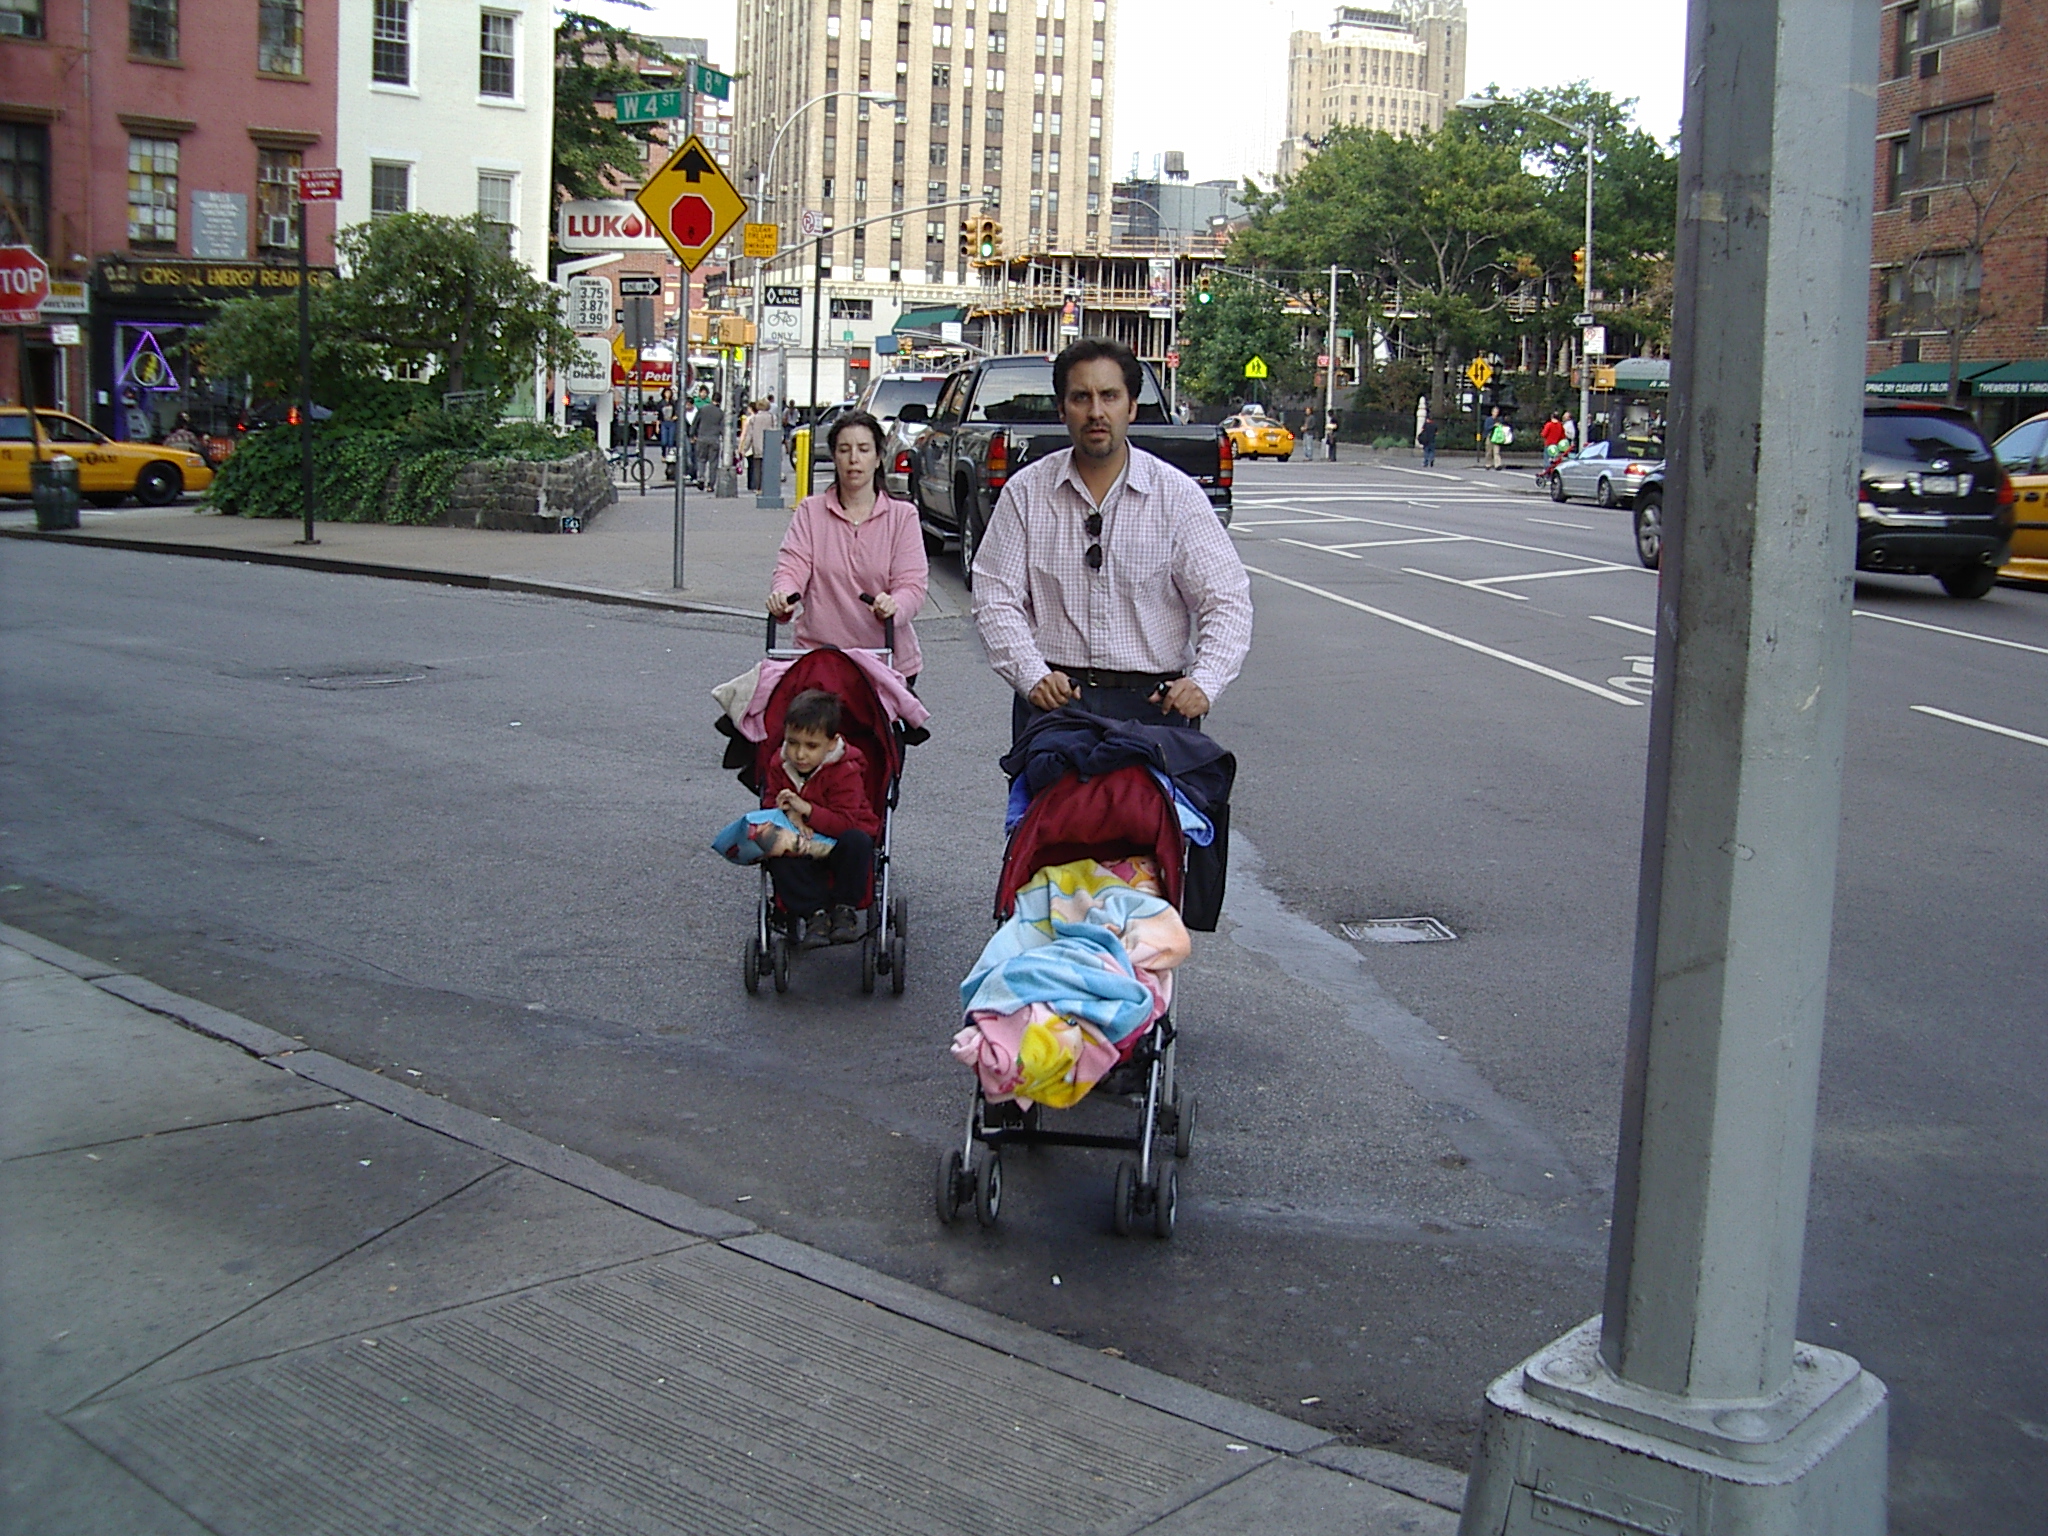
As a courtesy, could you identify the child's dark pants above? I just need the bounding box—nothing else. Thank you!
[766,828,874,915]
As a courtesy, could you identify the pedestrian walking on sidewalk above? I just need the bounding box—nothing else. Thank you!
[767,409,928,684]
[1486,411,1510,470]
[1419,415,1438,468]
[691,393,725,490]
[1323,412,1339,462]
[742,400,773,492]
[972,337,1252,744]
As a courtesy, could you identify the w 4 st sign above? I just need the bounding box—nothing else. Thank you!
[0,245,51,326]
[634,136,746,271]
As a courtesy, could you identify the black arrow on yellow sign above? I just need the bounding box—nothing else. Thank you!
[679,147,714,182]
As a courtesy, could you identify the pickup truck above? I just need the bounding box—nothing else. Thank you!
[895,354,1232,584]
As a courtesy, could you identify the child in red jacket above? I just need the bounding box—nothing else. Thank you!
[761,688,880,945]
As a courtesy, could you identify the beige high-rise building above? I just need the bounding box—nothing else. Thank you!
[737,0,1117,289]
[1276,2,1467,182]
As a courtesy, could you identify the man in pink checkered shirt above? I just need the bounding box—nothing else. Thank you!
[972,338,1253,742]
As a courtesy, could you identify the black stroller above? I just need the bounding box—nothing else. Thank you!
[936,761,1200,1239]
[732,615,912,996]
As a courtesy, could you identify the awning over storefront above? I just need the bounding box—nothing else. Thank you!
[1610,357,1670,392]
[1863,360,2003,397]
[894,304,968,335]
[1970,359,2048,398]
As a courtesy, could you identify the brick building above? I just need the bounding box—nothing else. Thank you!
[1867,0,2048,433]
[3,0,340,438]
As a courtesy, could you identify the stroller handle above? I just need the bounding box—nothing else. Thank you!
[765,594,896,659]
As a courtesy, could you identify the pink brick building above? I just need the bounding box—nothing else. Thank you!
[3,0,338,438]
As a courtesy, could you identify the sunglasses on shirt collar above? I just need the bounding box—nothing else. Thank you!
[1085,510,1103,570]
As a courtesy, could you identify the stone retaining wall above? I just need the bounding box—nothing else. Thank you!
[437,449,614,533]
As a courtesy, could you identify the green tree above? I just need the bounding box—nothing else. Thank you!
[1176,274,1315,405]
[554,9,675,205]
[201,213,581,409]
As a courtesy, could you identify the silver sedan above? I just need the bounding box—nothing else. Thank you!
[1550,439,1664,507]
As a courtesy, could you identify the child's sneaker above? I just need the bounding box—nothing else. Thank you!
[828,905,862,944]
[799,911,831,949]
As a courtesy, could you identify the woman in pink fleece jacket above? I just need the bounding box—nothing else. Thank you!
[767,409,929,684]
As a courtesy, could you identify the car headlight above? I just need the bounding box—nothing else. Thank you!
[186,455,206,467]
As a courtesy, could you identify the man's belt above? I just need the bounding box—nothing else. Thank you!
[1047,663,1183,692]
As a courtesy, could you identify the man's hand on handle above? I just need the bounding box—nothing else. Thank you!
[1027,670,1080,712]
[1157,678,1211,719]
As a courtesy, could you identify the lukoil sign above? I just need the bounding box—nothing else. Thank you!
[557,200,671,252]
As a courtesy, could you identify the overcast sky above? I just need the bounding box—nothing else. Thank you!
[587,0,1688,188]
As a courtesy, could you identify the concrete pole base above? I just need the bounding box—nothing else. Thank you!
[716,467,738,499]
[1458,1320,1887,1536]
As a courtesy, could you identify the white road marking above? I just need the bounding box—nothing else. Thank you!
[1245,564,1645,706]
[1367,463,1467,482]
[1855,609,2048,657]
[1278,538,1362,559]
[1527,516,1593,529]
[1401,567,1529,600]
[1909,705,2048,749]
[1590,615,1657,636]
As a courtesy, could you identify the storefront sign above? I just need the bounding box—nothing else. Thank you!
[96,258,336,300]
[557,200,671,252]
[190,192,249,260]
[40,280,90,315]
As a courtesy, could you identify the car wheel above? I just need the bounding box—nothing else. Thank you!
[959,493,983,591]
[1937,563,1997,600]
[1633,492,1663,570]
[1595,477,1617,508]
[134,462,183,507]
[1548,473,1568,503]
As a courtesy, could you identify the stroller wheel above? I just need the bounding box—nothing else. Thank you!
[771,933,791,993]
[1112,1158,1138,1236]
[1151,1162,1178,1239]
[859,933,877,994]
[743,935,763,996]
[973,1149,1003,1228]
[935,1149,966,1225]
[889,895,909,941]
[1173,1088,1196,1160]
[889,932,907,995]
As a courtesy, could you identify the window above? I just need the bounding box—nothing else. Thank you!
[988,28,1005,51]
[1030,149,1042,174]
[1881,252,1983,334]
[257,147,302,249]
[372,0,410,84]
[986,67,1004,90]
[479,12,516,97]
[370,161,410,217]
[931,102,950,126]
[826,13,840,35]
[476,171,514,250]
[933,22,951,44]
[258,0,303,73]
[1911,101,1992,188]
[130,0,178,58]
[984,145,1002,171]
[1924,0,2000,43]
[830,297,873,320]
[127,136,178,244]
[1086,153,1098,180]
[1,0,46,40]
[932,62,950,86]
[929,143,948,167]
[1884,138,1910,208]
[859,16,871,38]
[0,122,49,251]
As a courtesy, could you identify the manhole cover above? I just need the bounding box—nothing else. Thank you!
[1338,916,1457,944]
[290,665,432,690]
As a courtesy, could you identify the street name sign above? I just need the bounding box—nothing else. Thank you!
[690,64,732,100]
[634,136,747,271]
[0,245,51,325]
[295,168,343,202]
[616,89,683,124]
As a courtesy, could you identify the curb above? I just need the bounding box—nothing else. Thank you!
[0,918,1466,1512]
[0,526,761,621]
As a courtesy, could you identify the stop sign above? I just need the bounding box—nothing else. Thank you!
[670,195,714,250]
[0,245,51,325]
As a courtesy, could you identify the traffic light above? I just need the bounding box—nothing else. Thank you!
[969,217,1003,262]
[1195,273,1214,305]
[1572,248,1586,283]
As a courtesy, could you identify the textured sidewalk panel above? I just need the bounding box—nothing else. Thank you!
[1138,1457,1459,1534]
[69,1245,1267,1536]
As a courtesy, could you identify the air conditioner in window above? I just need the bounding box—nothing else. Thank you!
[264,214,298,248]
[0,13,26,34]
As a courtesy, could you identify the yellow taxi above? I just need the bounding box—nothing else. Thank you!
[0,407,214,508]
[1992,411,2048,583]
[1221,410,1296,461]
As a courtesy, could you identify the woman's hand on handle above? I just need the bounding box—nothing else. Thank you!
[867,592,899,620]
[766,591,797,621]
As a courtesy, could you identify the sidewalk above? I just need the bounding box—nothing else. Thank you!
[0,923,1464,1536]
[0,480,968,624]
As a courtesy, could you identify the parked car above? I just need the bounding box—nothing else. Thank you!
[0,408,214,508]
[805,399,860,474]
[899,354,1233,583]
[1630,400,2015,599]
[863,372,951,500]
[1551,435,1663,507]
[1991,410,2048,583]
[1222,410,1295,461]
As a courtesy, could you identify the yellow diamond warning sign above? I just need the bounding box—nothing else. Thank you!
[635,136,747,272]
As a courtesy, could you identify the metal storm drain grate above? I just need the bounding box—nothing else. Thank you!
[1338,916,1457,944]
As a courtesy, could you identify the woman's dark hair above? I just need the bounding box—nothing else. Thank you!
[1053,337,1144,403]
[827,409,885,456]
[785,688,842,737]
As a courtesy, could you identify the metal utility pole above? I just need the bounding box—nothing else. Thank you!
[1457,2,1888,1531]
[674,74,693,588]
[807,244,827,421]
[296,196,315,546]
[1578,121,1595,443]
[1323,263,1340,455]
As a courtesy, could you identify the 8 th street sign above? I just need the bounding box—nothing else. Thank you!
[634,136,746,272]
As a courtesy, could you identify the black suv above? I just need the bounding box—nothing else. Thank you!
[1630,401,2015,598]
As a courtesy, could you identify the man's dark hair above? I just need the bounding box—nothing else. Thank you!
[1054,337,1144,403]
[785,688,842,737]
[827,409,885,456]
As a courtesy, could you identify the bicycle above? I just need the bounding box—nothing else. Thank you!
[607,444,651,491]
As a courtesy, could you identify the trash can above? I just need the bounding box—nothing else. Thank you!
[31,455,81,532]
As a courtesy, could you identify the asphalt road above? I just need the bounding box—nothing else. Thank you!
[2,456,2042,1533]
